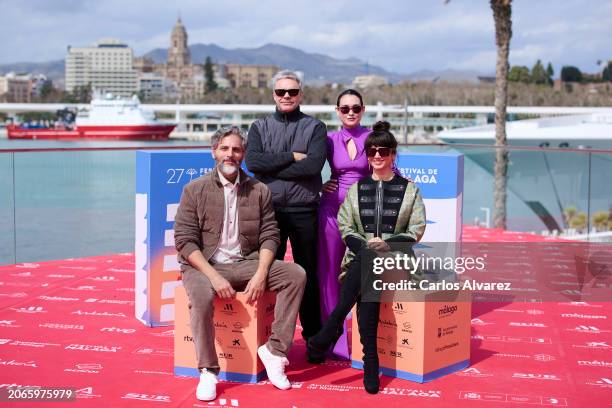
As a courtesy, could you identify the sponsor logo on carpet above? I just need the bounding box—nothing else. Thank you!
[306,384,441,397]
[71,310,127,317]
[568,325,609,334]
[74,387,101,399]
[58,266,96,271]
[0,358,37,368]
[509,322,547,328]
[87,276,117,282]
[3,340,61,348]
[572,341,611,350]
[120,392,171,402]
[456,367,493,378]
[459,392,567,405]
[66,286,100,291]
[133,347,172,356]
[106,268,132,273]
[15,263,40,269]
[0,282,32,287]
[512,373,561,381]
[10,306,46,314]
[472,335,551,344]
[65,344,122,352]
[193,398,239,407]
[0,292,27,298]
[0,320,20,328]
[64,363,102,374]
[38,295,79,302]
[533,354,555,362]
[471,318,493,326]
[11,272,33,277]
[100,327,136,334]
[84,298,134,305]
[134,370,173,376]
[151,329,174,337]
[578,360,612,367]
[559,302,602,308]
[561,313,606,319]
[585,377,612,389]
[39,323,84,330]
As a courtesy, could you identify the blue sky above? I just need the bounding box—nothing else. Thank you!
[0,0,610,75]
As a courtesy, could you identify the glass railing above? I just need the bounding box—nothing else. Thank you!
[1,143,611,265]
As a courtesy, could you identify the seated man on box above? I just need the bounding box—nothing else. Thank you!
[174,126,306,401]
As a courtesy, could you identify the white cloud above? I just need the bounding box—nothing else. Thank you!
[0,0,610,75]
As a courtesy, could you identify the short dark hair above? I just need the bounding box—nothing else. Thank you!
[365,121,397,150]
[336,88,363,106]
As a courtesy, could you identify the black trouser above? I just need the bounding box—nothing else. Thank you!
[315,253,380,362]
[274,209,322,339]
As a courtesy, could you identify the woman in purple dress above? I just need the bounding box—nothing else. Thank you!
[316,89,369,359]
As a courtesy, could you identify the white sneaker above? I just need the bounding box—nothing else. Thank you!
[196,369,218,401]
[257,344,291,390]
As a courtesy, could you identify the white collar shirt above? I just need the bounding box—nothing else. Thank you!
[211,169,243,264]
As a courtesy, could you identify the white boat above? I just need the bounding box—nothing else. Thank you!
[437,113,612,150]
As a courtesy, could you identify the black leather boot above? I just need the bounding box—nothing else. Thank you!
[358,301,380,394]
[307,257,363,364]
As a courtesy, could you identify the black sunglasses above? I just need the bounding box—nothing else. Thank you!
[366,147,393,157]
[338,105,363,114]
[274,88,300,97]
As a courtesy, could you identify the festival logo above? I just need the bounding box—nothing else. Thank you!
[65,344,122,353]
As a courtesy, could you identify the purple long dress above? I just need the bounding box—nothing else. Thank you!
[317,125,371,359]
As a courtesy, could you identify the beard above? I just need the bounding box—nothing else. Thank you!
[220,161,238,176]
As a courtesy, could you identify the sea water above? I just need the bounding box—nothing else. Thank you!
[1,137,610,265]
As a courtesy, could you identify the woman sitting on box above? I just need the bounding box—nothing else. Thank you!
[307,121,426,394]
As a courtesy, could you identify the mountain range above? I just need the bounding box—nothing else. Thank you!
[0,43,485,86]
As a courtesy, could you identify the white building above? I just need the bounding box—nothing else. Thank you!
[352,74,389,89]
[65,38,138,97]
[138,73,178,101]
[0,72,33,102]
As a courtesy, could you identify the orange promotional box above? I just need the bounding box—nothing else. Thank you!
[174,285,276,382]
[351,290,471,383]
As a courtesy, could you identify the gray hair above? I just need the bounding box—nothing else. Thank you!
[210,126,247,149]
[271,69,302,89]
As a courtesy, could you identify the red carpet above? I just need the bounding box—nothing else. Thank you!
[0,227,610,407]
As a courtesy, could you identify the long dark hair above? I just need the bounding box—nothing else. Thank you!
[336,88,364,106]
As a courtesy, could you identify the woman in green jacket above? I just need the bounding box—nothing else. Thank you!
[307,121,426,394]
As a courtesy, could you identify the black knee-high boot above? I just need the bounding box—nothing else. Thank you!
[358,301,380,394]
[307,258,362,363]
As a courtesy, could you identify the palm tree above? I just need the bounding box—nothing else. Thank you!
[490,0,512,229]
[446,0,512,228]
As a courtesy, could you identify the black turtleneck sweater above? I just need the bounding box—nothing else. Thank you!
[245,107,327,211]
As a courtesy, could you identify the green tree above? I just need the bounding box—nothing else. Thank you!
[531,59,548,84]
[602,61,612,82]
[39,80,54,100]
[508,65,530,82]
[561,66,583,82]
[546,62,554,85]
[204,56,218,93]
